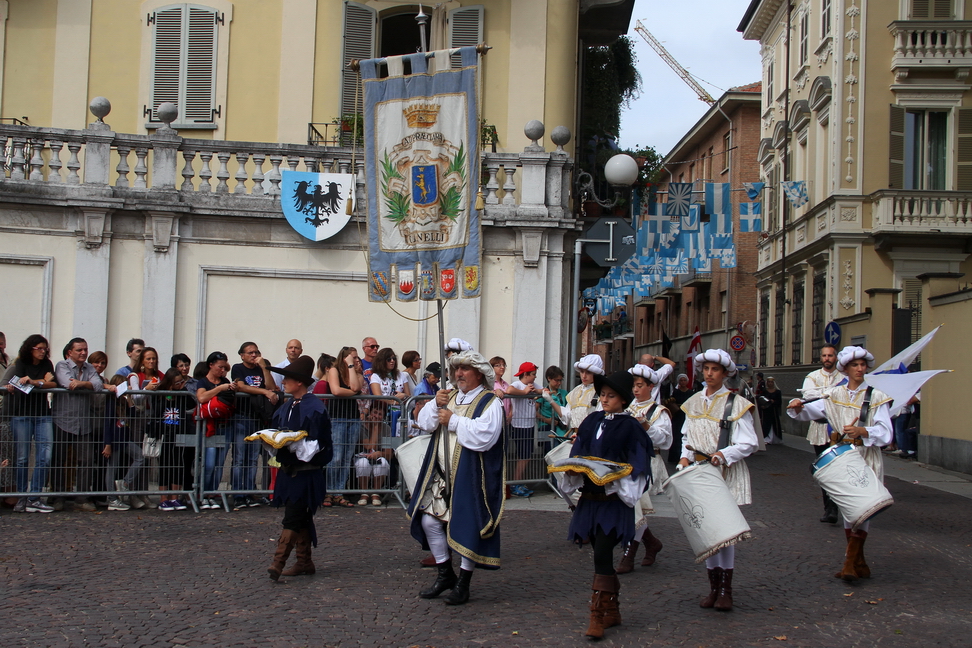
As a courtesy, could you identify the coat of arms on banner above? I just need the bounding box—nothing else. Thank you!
[280,171,355,242]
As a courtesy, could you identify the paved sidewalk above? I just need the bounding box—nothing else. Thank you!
[3,442,972,647]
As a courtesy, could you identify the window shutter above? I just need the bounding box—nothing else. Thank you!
[932,0,952,19]
[889,105,904,189]
[151,6,184,121]
[956,108,972,190]
[184,5,217,122]
[911,0,931,18]
[448,5,483,68]
[341,1,375,119]
[901,279,923,344]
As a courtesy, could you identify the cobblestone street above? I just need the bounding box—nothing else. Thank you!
[2,438,971,647]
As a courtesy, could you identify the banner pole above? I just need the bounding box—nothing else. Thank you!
[437,298,450,498]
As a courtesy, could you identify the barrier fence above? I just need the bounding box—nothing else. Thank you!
[0,388,565,513]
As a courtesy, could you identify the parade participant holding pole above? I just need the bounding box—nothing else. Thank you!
[260,356,333,581]
[788,346,893,582]
[553,370,650,640]
[800,345,844,523]
[678,349,758,612]
[410,350,505,606]
[616,364,671,573]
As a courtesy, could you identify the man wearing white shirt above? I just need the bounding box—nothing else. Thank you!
[800,345,843,523]
[408,350,504,606]
[273,339,303,389]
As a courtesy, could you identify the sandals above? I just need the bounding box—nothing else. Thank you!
[357,495,369,506]
[370,494,382,507]
[321,495,333,507]
[332,495,354,508]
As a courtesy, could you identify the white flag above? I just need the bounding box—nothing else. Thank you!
[864,369,951,417]
[872,325,942,374]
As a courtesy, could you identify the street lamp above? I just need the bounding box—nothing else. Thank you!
[569,153,639,386]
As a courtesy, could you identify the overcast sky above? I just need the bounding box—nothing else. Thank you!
[618,0,762,157]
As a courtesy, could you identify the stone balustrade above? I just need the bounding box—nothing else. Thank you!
[889,21,972,80]
[872,190,972,232]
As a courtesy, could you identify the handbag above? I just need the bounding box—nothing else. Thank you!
[142,434,162,458]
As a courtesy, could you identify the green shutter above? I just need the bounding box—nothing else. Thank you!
[341,2,376,119]
[889,105,904,189]
[957,108,972,190]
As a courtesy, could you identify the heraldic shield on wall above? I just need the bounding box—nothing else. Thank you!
[280,171,356,242]
[360,47,482,302]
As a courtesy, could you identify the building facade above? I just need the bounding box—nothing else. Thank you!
[739,0,972,470]
[0,0,634,378]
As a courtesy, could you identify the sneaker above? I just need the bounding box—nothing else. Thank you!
[13,498,27,513]
[129,496,146,510]
[171,499,187,511]
[511,485,533,497]
[139,495,154,508]
[233,496,248,510]
[246,496,260,507]
[108,498,131,511]
[206,497,221,510]
[75,500,97,512]
[26,499,54,513]
[158,500,177,511]
[256,496,272,506]
[115,479,128,492]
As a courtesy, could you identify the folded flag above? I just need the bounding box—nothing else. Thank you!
[781,180,809,207]
[743,182,765,200]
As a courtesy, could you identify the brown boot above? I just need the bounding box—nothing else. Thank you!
[641,528,663,566]
[615,541,639,574]
[585,575,614,640]
[600,574,622,629]
[714,569,734,611]
[281,529,315,576]
[836,534,863,581]
[854,533,871,578]
[700,568,722,608]
[268,529,298,581]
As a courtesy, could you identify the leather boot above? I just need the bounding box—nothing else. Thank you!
[700,568,722,608]
[268,529,298,581]
[600,574,622,629]
[281,529,315,576]
[420,554,437,567]
[444,568,473,605]
[714,569,734,611]
[853,530,870,578]
[641,528,663,566]
[419,561,457,599]
[615,541,638,574]
[820,491,839,523]
[836,534,863,581]
[585,577,606,639]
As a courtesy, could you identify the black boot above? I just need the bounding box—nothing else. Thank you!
[819,491,838,524]
[419,562,457,599]
[444,568,473,605]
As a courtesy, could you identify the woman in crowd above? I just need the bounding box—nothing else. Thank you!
[312,354,336,395]
[489,356,513,424]
[196,351,238,510]
[361,347,409,505]
[155,367,194,511]
[324,346,363,508]
[122,348,164,509]
[401,350,421,395]
[410,361,440,437]
[1,334,56,513]
[103,374,144,510]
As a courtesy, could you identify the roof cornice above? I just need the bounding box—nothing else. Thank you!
[738,0,786,41]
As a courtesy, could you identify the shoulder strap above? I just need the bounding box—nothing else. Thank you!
[470,390,496,419]
[856,386,874,427]
[718,392,737,449]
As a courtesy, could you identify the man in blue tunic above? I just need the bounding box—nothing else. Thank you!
[409,350,505,605]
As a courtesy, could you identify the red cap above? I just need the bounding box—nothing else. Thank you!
[514,362,539,377]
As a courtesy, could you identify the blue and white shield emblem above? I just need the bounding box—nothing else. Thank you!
[281,170,355,241]
[411,165,438,206]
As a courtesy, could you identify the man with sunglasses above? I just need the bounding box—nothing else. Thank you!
[360,337,380,381]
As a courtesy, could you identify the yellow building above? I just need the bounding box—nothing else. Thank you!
[0,1,635,378]
[739,0,972,471]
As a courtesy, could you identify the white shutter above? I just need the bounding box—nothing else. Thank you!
[184,5,217,122]
[448,5,483,68]
[341,1,375,119]
[150,6,184,121]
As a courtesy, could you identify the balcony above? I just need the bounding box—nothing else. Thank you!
[680,267,712,288]
[889,21,972,82]
[871,190,972,235]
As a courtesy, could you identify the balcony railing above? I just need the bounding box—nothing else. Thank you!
[871,190,972,233]
[889,21,972,78]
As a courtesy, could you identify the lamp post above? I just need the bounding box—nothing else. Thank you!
[569,153,639,387]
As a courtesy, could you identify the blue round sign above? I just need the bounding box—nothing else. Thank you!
[824,321,841,347]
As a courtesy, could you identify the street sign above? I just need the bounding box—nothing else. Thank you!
[735,364,749,372]
[584,217,636,267]
[729,334,746,351]
[824,321,842,347]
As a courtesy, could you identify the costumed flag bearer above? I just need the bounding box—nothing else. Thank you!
[616,364,672,574]
[565,354,605,434]
[553,370,650,640]
[410,350,505,605]
[678,349,758,612]
[258,356,333,581]
[787,345,893,582]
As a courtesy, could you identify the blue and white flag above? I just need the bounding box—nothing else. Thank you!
[781,180,809,208]
[681,203,700,232]
[739,202,762,232]
[710,211,733,235]
[666,251,689,275]
[281,172,356,242]
[743,182,765,200]
[666,182,693,218]
[705,182,731,216]
[715,246,737,268]
[644,203,670,251]
[361,47,481,302]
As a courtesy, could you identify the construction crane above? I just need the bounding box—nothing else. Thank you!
[634,20,715,105]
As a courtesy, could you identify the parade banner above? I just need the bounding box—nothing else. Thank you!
[360,47,482,302]
[280,172,355,241]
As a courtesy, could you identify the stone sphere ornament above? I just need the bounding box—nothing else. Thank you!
[89,97,111,122]
[524,119,545,145]
[550,125,571,151]
[156,102,179,127]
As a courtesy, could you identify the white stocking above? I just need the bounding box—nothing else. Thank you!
[704,545,736,570]
[460,556,476,571]
[633,525,647,542]
[843,519,869,532]
[421,514,450,563]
